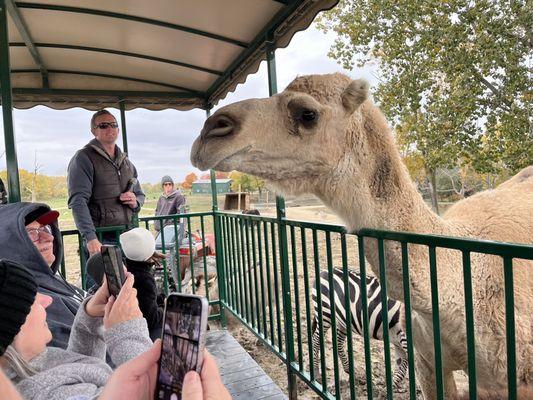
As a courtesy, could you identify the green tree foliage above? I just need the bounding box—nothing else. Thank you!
[318,0,532,176]
[229,171,265,193]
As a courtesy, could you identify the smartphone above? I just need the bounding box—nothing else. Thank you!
[101,245,126,297]
[155,293,209,400]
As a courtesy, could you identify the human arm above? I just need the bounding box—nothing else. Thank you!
[97,340,161,400]
[103,274,152,366]
[154,197,163,231]
[67,151,98,242]
[66,296,106,360]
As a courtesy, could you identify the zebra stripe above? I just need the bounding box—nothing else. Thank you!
[312,267,408,389]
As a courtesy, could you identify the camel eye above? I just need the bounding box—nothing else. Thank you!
[298,109,318,128]
[301,110,316,122]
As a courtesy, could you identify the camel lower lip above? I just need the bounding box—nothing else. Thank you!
[213,145,252,170]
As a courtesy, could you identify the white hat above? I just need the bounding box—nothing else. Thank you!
[119,228,156,261]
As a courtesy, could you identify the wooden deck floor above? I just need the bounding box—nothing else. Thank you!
[206,330,287,400]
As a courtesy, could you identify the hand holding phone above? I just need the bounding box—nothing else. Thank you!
[101,245,126,297]
[181,351,231,400]
[104,273,143,329]
[155,294,209,400]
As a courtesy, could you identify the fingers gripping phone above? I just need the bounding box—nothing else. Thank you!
[101,245,126,297]
[155,294,209,400]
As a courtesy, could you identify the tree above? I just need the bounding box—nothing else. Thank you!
[228,171,265,193]
[181,172,198,190]
[318,0,532,211]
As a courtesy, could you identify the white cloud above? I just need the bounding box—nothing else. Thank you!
[1,24,375,184]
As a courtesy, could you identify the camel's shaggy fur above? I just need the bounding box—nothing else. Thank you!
[190,73,533,399]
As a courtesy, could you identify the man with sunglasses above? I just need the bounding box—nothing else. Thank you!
[67,109,145,257]
[0,202,83,349]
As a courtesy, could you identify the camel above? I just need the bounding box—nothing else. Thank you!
[190,73,533,399]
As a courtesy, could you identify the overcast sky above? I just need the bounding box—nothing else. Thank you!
[0,24,378,184]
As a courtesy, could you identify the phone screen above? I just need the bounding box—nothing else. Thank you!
[156,295,207,400]
[101,245,124,297]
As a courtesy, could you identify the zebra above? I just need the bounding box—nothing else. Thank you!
[312,267,408,389]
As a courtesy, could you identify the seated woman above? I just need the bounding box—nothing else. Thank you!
[0,259,152,400]
[0,203,84,349]
[0,203,164,348]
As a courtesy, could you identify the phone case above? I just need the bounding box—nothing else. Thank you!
[101,245,125,297]
[155,293,209,399]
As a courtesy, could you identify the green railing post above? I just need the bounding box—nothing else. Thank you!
[119,100,139,228]
[268,38,297,399]
[208,104,227,327]
[0,0,21,202]
[119,100,128,155]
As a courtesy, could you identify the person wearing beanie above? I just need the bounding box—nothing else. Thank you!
[0,202,84,349]
[120,228,164,340]
[0,259,153,400]
[154,175,186,232]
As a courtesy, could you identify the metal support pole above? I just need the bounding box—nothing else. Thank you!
[119,100,128,154]
[268,41,297,400]
[0,0,21,202]
[207,106,227,327]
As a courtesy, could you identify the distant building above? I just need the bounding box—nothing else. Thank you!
[192,179,232,194]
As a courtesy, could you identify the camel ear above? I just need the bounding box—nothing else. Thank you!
[342,79,369,114]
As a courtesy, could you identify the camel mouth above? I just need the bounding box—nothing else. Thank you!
[213,145,253,171]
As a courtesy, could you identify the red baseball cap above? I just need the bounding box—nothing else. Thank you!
[36,210,60,225]
[25,208,60,225]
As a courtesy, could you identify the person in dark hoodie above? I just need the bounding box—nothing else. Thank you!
[0,176,7,204]
[154,175,186,232]
[0,202,84,349]
[67,109,145,257]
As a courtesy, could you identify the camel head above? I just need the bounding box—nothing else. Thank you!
[191,73,371,195]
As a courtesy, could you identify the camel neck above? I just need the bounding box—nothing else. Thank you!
[315,140,447,236]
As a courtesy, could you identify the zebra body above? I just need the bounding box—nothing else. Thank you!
[312,267,408,389]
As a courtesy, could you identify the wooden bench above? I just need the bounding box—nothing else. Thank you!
[206,330,287,400]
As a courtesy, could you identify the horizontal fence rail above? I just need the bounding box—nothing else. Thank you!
[59,210,532,400]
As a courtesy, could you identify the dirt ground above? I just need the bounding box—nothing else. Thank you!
[220,204,421,399]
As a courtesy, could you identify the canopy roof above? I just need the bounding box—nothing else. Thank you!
[5,0,338,111]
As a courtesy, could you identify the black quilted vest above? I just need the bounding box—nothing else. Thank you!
[81,143,135,228]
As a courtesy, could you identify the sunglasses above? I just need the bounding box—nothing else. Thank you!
[95,122,118,129]
[163,183,173,186]
[26,225,52,242]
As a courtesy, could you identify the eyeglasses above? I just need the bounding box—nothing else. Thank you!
[26,225,52,242]
[163,183,173,186]
[95,122,118,129]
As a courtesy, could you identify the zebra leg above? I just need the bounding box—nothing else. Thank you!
[392,329,409,389]
[312,317,331,379]
[336,330,350,373]
[393,344,408,389]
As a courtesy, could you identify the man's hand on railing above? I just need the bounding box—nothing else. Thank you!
[87,238,102,255]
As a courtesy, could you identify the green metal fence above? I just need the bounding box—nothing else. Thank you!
[60,210,532,400]
[214,211,532,400]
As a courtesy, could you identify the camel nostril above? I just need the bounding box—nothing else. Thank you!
[203,115,235,139]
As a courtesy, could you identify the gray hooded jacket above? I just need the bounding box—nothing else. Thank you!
[0,202,84,349]
[154,189,186,231]
[8,297,152,400]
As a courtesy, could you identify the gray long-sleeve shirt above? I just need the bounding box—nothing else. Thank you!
[67,139,145,241]
[8,297,152,400]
